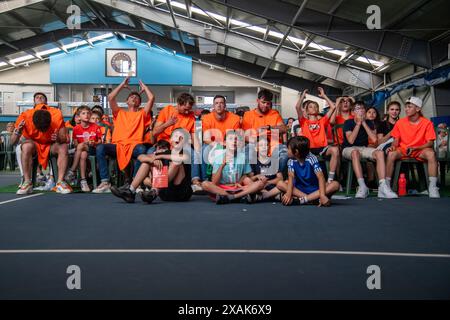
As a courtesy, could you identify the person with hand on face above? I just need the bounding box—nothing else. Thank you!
[330,95,355,146]
[276,136,340,207]
[65,106,102,192]
[342,102,398,199]
[386,97,439,198]
[93,77,154,193]
[294,87,340,184]
[11,102,72,195]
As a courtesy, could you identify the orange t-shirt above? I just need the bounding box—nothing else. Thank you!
[242,108,284,143]
[391,117,436,153]
[334,114,354,145]
[15,104,64,169]
[112,108,151,170]
[202,111,241,143]
[300,116,330,149]
[156,105,195,142]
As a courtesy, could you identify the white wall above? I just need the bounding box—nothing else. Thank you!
[0,61,51,84]
[280,87,326,119]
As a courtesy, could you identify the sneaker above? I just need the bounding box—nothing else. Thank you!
[55,181,73,194]
[35,179,55,191]
[141,188,158,204]
[245,193,263,204]
[136,187,144,194]
[216,194,230,205]
[36,173,46,184]
[378,183,398,199]
[355,186,369,199]
[92,182,111,193]
[65,170,76,185]
[191,184,203,193]
[111,185,135,203]
[429,186,440,199]
[16,181,33,195]
[80,180,91,193]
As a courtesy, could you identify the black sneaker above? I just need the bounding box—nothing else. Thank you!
[111,185,135,203]
[245,193,262,204]
[141,189,158,204]
[216,194,230,205]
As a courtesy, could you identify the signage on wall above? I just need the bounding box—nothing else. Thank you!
[105,48,137,77]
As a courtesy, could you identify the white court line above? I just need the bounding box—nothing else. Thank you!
[0,193,44,205]
[0,249,449,258]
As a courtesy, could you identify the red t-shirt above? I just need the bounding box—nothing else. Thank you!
[72,123,102,144]
[300,116,330,149]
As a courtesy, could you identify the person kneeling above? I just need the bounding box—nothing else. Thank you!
[277,136,340,206]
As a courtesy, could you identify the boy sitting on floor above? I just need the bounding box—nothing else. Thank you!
[201,130,266,205]
[276,136,340,206]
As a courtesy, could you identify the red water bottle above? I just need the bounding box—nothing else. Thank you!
[398,173,407,196]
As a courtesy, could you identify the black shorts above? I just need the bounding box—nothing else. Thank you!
[158,179,193,202]
[310,146,328,156]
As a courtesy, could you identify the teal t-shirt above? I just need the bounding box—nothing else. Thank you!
[212,150,252,185]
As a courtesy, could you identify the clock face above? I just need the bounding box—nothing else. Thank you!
[110,52,132,73]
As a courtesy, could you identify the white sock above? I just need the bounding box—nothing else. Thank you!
[378,179,386,186]
[357,178,367,189]
[129,185,136,193]
[429,177,437,189]
[300,196,308,204]
[386,177,391,187]
[328,172,335,182]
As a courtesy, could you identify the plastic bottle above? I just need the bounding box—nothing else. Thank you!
[398,173,407,196]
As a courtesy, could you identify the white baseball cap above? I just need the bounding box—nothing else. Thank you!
[406,96,423,108]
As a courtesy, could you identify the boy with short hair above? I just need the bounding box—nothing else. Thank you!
[386,96,439,198]
[276,136,340,206]
[201,130,266,205]
[66,106,102,192]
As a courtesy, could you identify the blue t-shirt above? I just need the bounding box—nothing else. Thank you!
[287,153,322,194]
[343,119,375,148]
[212,150,252,185]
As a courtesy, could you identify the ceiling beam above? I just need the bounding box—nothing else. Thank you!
[166,0,187,54]
[79,0,109,27]
[90,0,381,89]
[209,0,433,68]
[0,0,45,14]
[261,0,308,79]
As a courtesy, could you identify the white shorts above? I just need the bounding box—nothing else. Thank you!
[342,146,377,160]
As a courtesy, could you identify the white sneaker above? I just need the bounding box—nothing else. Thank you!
[355,186,369,199]
[34,179,55,191]
[429,186,440,198]
[16,181,33,195]
[191,184,203,193]
[136,186,144,194]
[80,180,91,193]
[378,183,398,199]
[92,182,111,193]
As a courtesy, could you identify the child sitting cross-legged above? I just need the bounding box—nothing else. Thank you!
[201,130,266,205]
[276,136,340,206]
[247,136,284,202]
[65,106,102,192]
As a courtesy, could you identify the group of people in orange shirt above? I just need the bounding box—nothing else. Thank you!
[11,79,441,205]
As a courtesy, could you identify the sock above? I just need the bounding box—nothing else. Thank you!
[378,179,386,186]
[357,178,367,189]
[386,177,392,187]
[328,172,335,182]
[129,185,136,194]
[226,194,236,200]
[299,196,308,204]
[429,177,437,189]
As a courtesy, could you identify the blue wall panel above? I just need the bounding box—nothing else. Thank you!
[50,39,192,85]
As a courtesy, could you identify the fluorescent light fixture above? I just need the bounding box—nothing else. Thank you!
[62,40,88,50]
[36,47,61,56]
[355,56,384,67]
[89,32,115,42]
[9,55,34,64]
